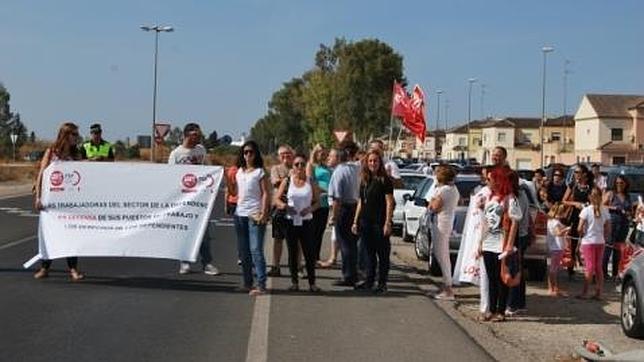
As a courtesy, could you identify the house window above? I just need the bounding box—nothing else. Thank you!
[497,132,506,142]
[483,134,488,143]
[612,156,626,165]
[473,138,481,146]
[551,132,561,141]
[458,137,466,146]
[611,129,623,141]
[524,133,533,142]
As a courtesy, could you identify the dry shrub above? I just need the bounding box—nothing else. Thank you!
[0,164,38,182]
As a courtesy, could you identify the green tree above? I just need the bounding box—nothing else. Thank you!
[251,38,405,151]
[0,84,28,157]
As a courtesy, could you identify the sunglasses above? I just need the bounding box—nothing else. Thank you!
[243,149,254,155]
[294,162,306,168]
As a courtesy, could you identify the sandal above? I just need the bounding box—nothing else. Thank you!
[69,269,85,281]
[34,268,49,279]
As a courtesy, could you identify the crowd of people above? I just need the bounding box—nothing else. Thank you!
[31,121,644,323]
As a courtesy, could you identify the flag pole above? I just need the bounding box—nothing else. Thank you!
[388,79,397,159]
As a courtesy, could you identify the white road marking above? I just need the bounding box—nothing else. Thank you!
[0,235,37,251]
[0,192,32,201]
[245,277,272,362]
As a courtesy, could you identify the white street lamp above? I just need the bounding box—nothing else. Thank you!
[140,24,174,162]
[467,78,477,161]
[540,46,554,168]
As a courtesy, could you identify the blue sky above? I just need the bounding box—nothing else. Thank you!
[1,0,642,142]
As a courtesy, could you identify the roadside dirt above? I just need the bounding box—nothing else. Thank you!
[390,236,644,361]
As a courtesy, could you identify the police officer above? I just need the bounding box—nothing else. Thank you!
[81,123,114,161]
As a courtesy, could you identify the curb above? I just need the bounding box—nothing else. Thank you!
[390,245,538,362]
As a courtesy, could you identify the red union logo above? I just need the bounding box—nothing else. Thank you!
[182,174,198,189]
[50,171,64,186]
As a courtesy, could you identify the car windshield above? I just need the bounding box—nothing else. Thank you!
[398,175,427,190]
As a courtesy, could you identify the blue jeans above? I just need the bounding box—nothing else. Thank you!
[234,216,267,289]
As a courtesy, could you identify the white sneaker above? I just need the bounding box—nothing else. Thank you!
[204,264,220,276]
[179,262,191,275]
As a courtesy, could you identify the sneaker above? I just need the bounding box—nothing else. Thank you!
[267,267,281,277]
[204,264,220,276]
[179,262,191,275]
[505,308,519,317]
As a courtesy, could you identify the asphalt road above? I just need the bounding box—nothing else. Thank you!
[0,192,493,362]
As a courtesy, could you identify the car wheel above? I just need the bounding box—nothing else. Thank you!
[402,220,413,242]
[414,228,429,261]
[622,279,644,338]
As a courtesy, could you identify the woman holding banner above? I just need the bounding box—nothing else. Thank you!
[234,141,270,296]
[33,122,85,281]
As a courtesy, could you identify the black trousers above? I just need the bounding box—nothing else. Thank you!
[286,220,316,285]
[311,207,330,261]
[483,251,508,315]
[361,221,391,286]
[41,257,78,270]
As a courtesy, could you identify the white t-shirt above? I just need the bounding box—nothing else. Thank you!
[482,196,523,253]
[235,168,265,217]
[579,205,610,245]
[427,184,460,229]
[547,219,566,251]
[286,178,313,225]
[167,144,207,165]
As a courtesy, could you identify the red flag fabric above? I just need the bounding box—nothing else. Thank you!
[392,81,412,118]
[404,84,427,142]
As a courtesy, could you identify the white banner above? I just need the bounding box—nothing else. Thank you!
[24,161,223,268]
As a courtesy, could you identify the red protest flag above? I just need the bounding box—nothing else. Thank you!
[402,84,427,142]
[392,81,412,118]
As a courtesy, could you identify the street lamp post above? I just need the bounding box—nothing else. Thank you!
[540,46,554,168]
[140,24,174,162]
[467,78,477,161]
[436,90,443,132]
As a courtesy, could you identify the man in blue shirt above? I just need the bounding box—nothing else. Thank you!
[328,141,361,287]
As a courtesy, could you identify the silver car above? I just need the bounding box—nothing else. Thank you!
[393,172,431,236]
[621,250,644,338]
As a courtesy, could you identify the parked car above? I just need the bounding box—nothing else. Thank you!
[621,250,644,338]
[393,172,431,235]
[402,162,427,173]
[410,178,549,280]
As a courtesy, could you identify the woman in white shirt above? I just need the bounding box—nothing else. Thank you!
[428,165,460,300]
[476,166,522,322]
[274,154,321,292]
[577,188,611,300]
[234,141,271,296]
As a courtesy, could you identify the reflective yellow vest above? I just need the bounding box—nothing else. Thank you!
[83,141,112,159]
